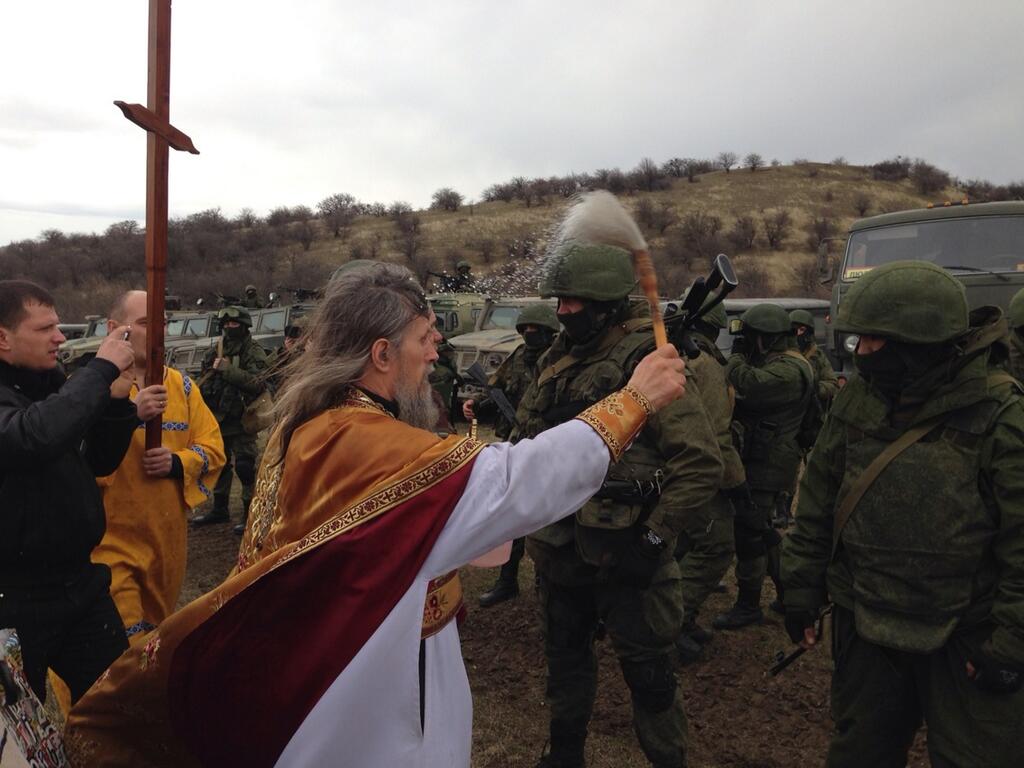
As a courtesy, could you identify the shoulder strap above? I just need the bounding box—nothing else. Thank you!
[831,412,945,559]
[537,320,644,387]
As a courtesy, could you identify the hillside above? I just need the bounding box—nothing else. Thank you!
[0,162,954,320]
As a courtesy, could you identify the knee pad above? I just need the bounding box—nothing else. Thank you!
[234,454,257,485]
[620,657,676,713]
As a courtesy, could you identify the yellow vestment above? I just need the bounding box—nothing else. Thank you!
[95,366,226,632]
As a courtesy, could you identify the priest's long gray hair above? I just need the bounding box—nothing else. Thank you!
[272,262,430,458]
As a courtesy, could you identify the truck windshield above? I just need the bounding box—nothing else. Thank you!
[842,216,1024,280]
[482,306,522,330]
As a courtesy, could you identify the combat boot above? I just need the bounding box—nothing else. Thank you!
[675,632,703,666]
[191,506,229,527]
[681,618,713,646]
[712,591,763,630]
[536,719,587,768]
[478,561,520,608]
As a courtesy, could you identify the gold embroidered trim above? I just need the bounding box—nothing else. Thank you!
[575,388,650,462]
[275,436,485,568]
[622,385,654,416]
[340,387,395,418]
[422,570,463,639]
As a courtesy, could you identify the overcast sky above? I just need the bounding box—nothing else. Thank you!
[2,0,1022,246]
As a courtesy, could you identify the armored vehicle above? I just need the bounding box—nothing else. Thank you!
[819,200,1024,375]
[428,292,487,339]
[448,296,557,400]
[57,315,108,369]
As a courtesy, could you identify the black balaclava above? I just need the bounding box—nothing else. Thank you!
[855,339,958,399]
[521,328,554,351]
[796,329,813,352]
[557,299,625,347]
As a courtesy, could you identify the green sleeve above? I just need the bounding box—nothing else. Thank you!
[781,410,846,613]
[727,355,807,409]
[219,344,268,394]
[981,399,1024,667]
[814,351,840,402]
[644,377,724,541]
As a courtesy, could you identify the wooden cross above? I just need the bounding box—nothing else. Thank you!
[114,0,199,449]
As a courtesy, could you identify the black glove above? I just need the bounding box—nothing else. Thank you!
[730,334,749,357]
[784,609,815,645]
[970,647,1023,695]
[612,527,666,589]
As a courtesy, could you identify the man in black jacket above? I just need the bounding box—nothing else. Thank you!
[0,280,138,704]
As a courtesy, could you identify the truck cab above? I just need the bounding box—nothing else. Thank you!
[821,200,1024,375]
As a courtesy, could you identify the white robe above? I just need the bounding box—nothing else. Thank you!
[275,420,609,767]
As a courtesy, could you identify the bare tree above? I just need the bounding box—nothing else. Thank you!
[761,209,792,250]
[662,158,686,178]
[910,159,951,195]
[634,157,666,192]
[806,211,837,251]
[635,199,676,234]
[852,192,872,216]
[745,153,764,173]
[727,216,757,252]
[317,193,358,238]
[717,151,738,173]
[430,187,464,212]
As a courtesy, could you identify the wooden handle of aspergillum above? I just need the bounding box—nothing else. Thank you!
[634,250,667,348]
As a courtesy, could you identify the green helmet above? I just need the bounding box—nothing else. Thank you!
[457,260,471,272]
[738,303,791,334]
[245,284,257,294]
[515,302,560,332]
[217,305,252,327]
[331,259,380,281]
[789,309,815,329]
[539,243,636,301]
[680,289,727,329]
[835,261,968,343]
[1008,287,1024,330]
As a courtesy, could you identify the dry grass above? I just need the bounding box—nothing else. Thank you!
[300,163,951,297]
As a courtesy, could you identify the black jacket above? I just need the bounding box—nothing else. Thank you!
[0,358,137,590]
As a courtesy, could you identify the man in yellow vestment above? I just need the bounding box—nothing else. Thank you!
[65,266,686,768]
[96,291,226,636]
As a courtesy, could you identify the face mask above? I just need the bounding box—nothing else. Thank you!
[522,329,552,350]
[224,324,247,340]
[796,333,813,352]
[854,343,907,396]
[557,308,597,345]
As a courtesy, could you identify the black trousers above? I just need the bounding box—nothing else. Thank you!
[0,566,128,704]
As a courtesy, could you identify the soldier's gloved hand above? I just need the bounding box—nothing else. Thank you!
[611,527,666,589]
[730,334,749,357]
[969,647,1023,695]
[784,608,816,645]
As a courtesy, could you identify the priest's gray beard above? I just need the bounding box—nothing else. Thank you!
[395,361,439,430]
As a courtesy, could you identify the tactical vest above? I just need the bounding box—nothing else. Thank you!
[733,349,813,492]
[521,318,664,566]
[832,376,1019,653]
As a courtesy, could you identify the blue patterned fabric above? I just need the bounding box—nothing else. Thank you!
[190,444,213,498]
[125,620,157,638]
[183,375,193,397]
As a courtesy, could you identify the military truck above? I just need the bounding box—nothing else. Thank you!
[448,296,557,400]
[428,292,487,339]
[818,200,1024,375]
[57,315,108,369]
[166,303,315,377]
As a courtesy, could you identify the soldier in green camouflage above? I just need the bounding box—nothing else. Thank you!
[518,243,723,768]
[782,261,1024,767]
[669,294,746,663]
[428,338,460,426]
[1007,287,1024,380]
[241,284,263,309]
[191,306,269,534]
[464,302,559,607]
[712,303,814,631]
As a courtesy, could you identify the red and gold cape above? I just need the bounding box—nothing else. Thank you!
[65,389,484,767]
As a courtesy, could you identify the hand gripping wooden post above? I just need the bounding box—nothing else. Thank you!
[554,190,667,347]
[115,0,199,449]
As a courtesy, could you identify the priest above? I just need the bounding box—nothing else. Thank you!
[65,263,687,768]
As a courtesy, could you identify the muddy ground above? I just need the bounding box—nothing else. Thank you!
[183,501,930,768]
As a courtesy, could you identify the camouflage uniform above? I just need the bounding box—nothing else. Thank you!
[669,302,745,659]
[476,303,558,607]
[782,262,1024,767]
[1007,287,1024,380]
[241,285,263,309]
[194,307,269,526]
[713,304,813,630]
[429,340,460,424]
[520,244,723,768]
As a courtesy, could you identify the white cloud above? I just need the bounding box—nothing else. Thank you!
[2,0,1022,245]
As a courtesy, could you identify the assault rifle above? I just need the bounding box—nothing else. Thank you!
[768,604,833,676]
[465,362,519,428]
[661,253,738,359]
